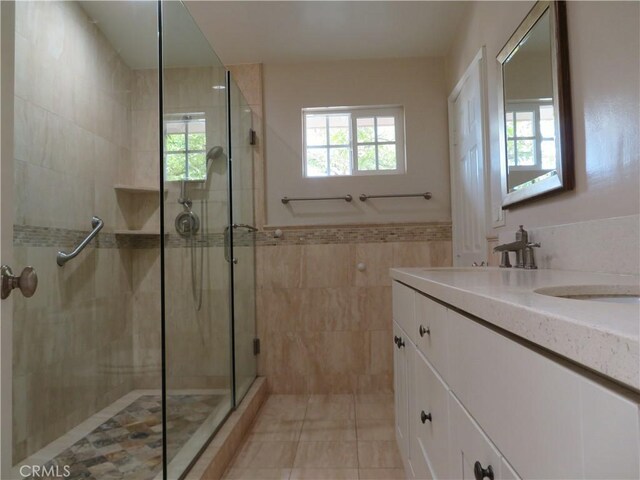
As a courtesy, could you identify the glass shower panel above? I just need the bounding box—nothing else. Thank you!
[160,2,232,478]
[11,1,163,479]
[228,77,258,403]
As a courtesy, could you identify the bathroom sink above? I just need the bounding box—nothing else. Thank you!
[535,285,640,304]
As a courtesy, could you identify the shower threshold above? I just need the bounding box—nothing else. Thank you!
[12,389,230,480]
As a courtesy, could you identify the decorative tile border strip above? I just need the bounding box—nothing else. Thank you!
[255,222,452,246]
[14,222,451,250]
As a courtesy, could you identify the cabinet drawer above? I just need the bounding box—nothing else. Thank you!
[447,308,640,479]
[412,349,450,479]
[447,309,584,478]
[393,281,416,337]
[449,393,505,480]
[415,292,449,378]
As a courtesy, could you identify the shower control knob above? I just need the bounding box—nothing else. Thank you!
[1,265,38,299]
[473,462,494,480]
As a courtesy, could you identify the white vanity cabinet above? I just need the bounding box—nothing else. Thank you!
[392,280,640,480]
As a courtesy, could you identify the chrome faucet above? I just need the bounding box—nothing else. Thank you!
[493,225,540,269]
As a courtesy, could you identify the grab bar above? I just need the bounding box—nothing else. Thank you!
[359,192,432,201]
[56,216,104,266]
[281,195,353,204]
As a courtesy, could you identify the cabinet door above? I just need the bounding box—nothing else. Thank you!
[412,350,450,479]
[415,292,449,378]
[393,281,416,339]
[394,321,410,461]
[449,393,503,480]
[580,377,640,479]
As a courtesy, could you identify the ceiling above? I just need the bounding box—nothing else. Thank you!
[184,1,471,64]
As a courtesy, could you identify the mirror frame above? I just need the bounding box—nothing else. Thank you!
[497,0,574,209]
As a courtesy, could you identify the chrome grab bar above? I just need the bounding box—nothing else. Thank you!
[359,192,432,201]
[56,216,104,266]
[281,195,353,204]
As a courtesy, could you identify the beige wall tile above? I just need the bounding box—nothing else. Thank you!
[369,330,393,375]
[300,244,354,288]
[257,245,302,289]
[355,243,394,286]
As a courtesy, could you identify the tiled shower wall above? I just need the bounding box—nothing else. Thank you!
[13,1,135,461]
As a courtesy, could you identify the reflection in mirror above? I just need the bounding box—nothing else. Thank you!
[498,1,573,208]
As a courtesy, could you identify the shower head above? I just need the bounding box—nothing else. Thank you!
[206,146,224,161]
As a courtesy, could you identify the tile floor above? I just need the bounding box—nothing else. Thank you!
[223,394,405,480]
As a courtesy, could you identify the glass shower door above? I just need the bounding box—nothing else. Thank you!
[160,2,232,478]
[228,76,258,403]
[7,1,164,479]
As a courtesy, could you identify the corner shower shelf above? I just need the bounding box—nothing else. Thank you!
[113,184,167,194]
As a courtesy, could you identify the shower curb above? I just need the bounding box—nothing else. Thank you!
[184,377,268,480]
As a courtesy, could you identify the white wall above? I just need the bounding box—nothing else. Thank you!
[447,1,640,231]
[263,57,450,226]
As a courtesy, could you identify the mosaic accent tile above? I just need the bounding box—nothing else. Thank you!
[14,223,451,250]
[22,394,223,480]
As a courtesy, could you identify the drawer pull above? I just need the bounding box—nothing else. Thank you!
[473,461,494,480]
[420,410,432,423]
[419,325,430,337]
[393,335,400,346]
[397,337,405,348]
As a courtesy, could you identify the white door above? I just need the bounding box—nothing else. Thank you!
[449,48,488,266]
[0,2,14,477]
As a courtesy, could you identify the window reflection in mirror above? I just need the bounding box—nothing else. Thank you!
[503,9,557,192]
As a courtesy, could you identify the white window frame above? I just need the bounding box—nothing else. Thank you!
[506,100,554,171]
[302,105,406,178]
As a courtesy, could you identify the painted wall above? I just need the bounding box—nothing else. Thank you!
[263,57,451,226]
[446,1,640,231]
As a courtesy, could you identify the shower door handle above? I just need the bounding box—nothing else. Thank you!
[225,224,257,264]
[1,265,38,299]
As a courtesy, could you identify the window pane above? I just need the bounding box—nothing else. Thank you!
[188,133,206,151]
[329,115,350,146]
[507,140,516,166]
[506,112,515,139]
[539,105,555,138]
[541,140,556,169]
[306,115,327,146]
[166,133,185,152]
[357,145,376,170]
[376,117,395,142]
[166,153,186,181]
[378,144,397,170]
[306,148,328,176]
[357,117,375,143]
[516,140,535,166]
[188,152,206,180]
[515,111,534,137]
[329,147,351,175]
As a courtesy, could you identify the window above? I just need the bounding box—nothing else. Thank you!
[165,113,207,181]
[506,102,556,170]
[302,106,405,177]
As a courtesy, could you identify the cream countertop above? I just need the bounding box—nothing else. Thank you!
[390,267,640,391]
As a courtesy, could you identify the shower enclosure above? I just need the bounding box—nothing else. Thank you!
[0,1,257,479]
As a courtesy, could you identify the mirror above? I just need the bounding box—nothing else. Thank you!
[497,1,574,208]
